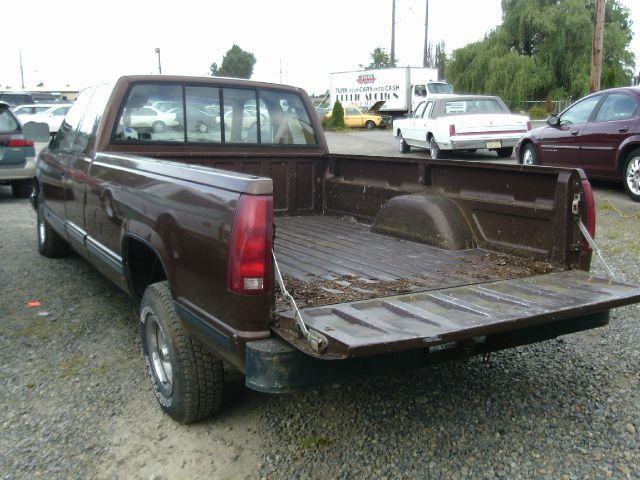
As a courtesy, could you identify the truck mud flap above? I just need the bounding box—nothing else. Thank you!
[272,271,640,360]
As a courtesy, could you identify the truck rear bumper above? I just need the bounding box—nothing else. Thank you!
[246,311,609,393]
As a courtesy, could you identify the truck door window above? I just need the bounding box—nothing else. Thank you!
[52,87,94,153]
[414,85,427,97]
[258,90,317,145]
[185,86,222,143]
[114,84,184,142]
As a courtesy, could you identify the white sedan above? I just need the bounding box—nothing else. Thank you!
[27,104,72,134]
[393,95,531,159]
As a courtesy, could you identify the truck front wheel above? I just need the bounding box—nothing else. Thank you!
[140,281,224,423]
[365,120,375,130]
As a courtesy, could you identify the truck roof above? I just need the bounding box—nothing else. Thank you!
[119,75,305,94]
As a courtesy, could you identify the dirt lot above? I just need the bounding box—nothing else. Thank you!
[1,147,639,478]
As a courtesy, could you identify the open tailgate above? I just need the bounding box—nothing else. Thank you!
[273,271,640,359]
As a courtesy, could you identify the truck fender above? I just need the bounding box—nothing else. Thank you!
[372,194,476,250]
[121,219,174,293]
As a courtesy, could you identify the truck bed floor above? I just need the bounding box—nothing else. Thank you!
[274,215,553,310]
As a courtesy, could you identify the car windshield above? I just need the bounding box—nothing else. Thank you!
[443,99,507,115]
[0,107,20,132]
[428,83,453,94]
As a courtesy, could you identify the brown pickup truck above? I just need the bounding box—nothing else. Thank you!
[28,75,640,424]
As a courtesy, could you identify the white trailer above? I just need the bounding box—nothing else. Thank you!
[329,67,452,115]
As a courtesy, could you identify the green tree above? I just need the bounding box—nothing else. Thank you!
[368,47,395,69]
[209,44,256,79]
[446,0,635,103]
[331,99,345,129]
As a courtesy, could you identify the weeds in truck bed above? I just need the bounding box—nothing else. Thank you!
[461,253,554,280]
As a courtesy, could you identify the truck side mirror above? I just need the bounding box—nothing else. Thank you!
[22,121,50,142]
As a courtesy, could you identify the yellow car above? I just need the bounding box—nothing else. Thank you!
[326,106,391,129]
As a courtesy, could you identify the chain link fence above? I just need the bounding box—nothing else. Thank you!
[507,99,573,116]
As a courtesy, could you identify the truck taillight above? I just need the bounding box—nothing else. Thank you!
[228,194,273,295]
[526,121,532,131]
[449,125,456,136]
[581,179,596,252]
[8,137,33,147]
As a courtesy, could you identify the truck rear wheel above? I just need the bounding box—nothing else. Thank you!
[37,202,69,258]
[140,281,223,424]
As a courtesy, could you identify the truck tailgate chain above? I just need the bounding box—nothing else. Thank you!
[573,194,616,281]
[272,251,328,353]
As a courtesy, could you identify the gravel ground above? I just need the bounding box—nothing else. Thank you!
[0,179,639,479]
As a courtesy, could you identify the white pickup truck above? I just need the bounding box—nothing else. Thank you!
[393,95,531,159]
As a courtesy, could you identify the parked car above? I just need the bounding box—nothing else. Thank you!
[22,104,71,134]
[26,75,640,425]
[127,106,179,132]
[0,102,36,197]
[393,95,531,159]
[12,104,54,117]
[517,87,640,201]
[0,92,35,107]
[325,105,391,129]
[167,107,218,133]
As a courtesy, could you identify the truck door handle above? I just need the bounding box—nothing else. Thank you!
[570,130,579,136]
[619,126,629,133]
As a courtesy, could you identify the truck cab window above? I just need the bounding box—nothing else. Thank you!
[258,90,316,145]
[77,84,113,154]
[184,86,222,143]
[114,84,183,142]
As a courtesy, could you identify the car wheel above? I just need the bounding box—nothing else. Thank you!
[429,137,441,160]
[11,179,33,198]
[140,281,224,423]
[623,149,640,202]
[197,122,209,134]
[497,147,513,158]
[520,144,538,165]
[152,121,165,133]
[397,132,410,153]
[365,120,375,130]
[37,201,69,258]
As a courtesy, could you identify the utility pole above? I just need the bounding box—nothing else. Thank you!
[589,0,605,92]
[390,0,396,67]
[422,0,429,68]
[155,48,162,74]
[19,50,25,89]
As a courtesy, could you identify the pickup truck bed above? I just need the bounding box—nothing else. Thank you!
[274,214,552,308]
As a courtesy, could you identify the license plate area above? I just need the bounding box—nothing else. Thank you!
[486,140,502,149]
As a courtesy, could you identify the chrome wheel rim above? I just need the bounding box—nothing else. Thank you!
[397,134,405,151]
[523,148,534,165]
[38,215,45,244]
[626,156,640,195]
[146,315,173,395]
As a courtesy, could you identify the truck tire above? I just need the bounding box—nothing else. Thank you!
[37,202,69,257]
[429,137,441,159]
[140,281,224,424]
[11,179,33,198]
[397,132,410,153]
[365,120,375,130]
[497,147,513,158]
[622,148,640,202]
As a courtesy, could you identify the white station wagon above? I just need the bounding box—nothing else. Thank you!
[393,95,531,159]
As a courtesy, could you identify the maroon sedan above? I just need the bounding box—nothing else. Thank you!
[516,87,640,201]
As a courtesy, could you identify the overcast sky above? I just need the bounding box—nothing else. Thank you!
[1,0,638,94]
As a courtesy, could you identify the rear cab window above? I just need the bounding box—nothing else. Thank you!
[112,82,317,146]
